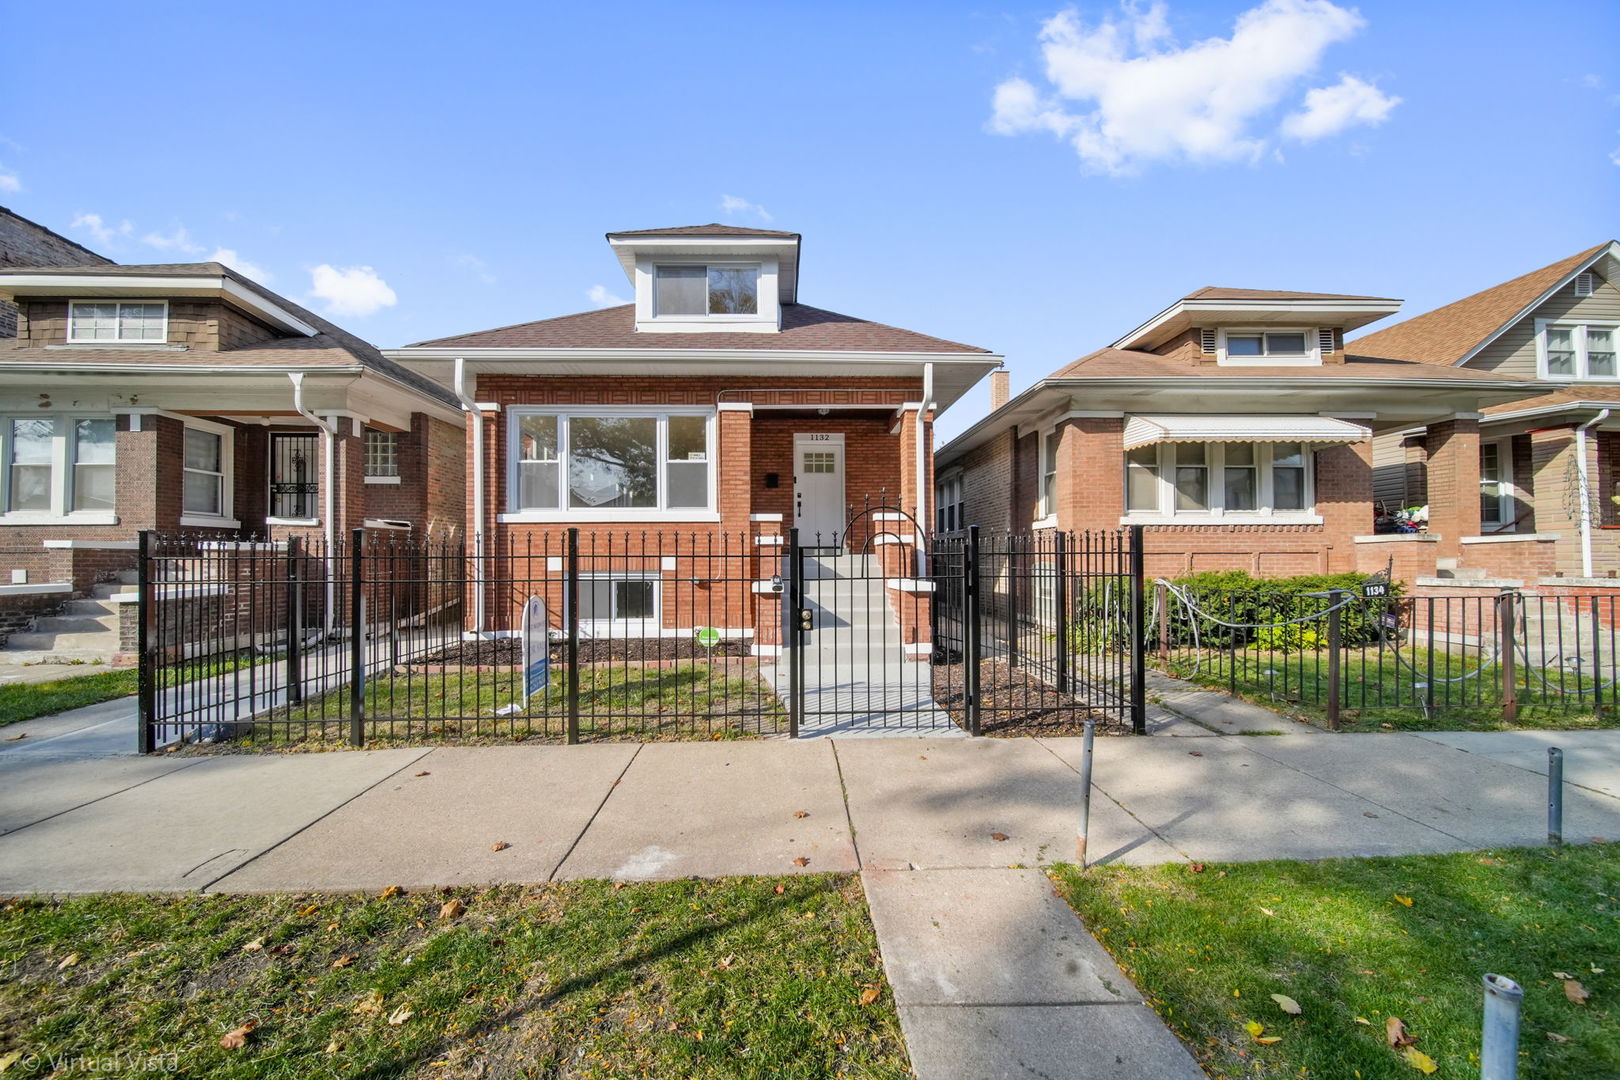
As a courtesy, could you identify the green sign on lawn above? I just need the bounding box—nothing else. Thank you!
[694,627,720,648]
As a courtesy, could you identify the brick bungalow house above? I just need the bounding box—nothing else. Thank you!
[386,224,1000,646]
[1353,241,1620,587]
[0,256,465,657]
[935,286,1556,584]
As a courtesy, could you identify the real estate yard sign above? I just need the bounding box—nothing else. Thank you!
[522,596,549,700]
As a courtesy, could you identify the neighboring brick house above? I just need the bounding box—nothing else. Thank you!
[0,260,466,617]
[936,287,1554,584]
[1353,240,1620,587]
[0,206,111,337]
[386,224,1001,644]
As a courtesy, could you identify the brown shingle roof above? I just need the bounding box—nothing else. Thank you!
[1052,346,1545,383]
[0,261,459,407]
[1183,286,1398,301]
[1483,385,1620,415]
[406,302,991,354]
[1348,243,1613,365]
[606,224,800,239]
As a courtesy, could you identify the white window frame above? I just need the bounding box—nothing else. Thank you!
[1216,327,1322,367]
[1535,318,1620,381]
[1479,437,1517,531]
[500,407,719,523]
[651,263,763,321]
[576,572,662,635]
[66,300,169,344]
[363,429,401,484]
[1036,426,1060,527]
[0,414,120,525]
[180,418,240,529]
[1119,442,1320,525]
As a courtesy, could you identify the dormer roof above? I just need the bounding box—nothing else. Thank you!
[1112,287,1403,351]
[606,223,800,239]
[605,224,801,304]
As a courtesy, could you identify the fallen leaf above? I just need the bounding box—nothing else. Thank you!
[1271,994,1302,1015]
[1393,894,1414,907]
[794,811,809,819]
[220,1022,256,1050]
[1564,980,1590,1005]
[773,884,786,895]
[1188,750,1203,756]
[331,954,357,969]
[1386,1016,1417,1049]
[490,841,510,852]
[380,885,403,899]
[414,771,430,777]
[387,1005,414,1026]
[792,857,810,867]
[1189,863,1206,874]
[1546,1031,1572,1044]
[353,990,384,1014]
[1245,1020,1265,1038]
[296,904,319,917]
[242,938,264,953]
[56,952,81,970]
[440,898,466,920]
[1553,970,1574,980]
[326,922,339,932]
[1256,1036,1282,1045]
[1592,965,1607,975]
[324,1041,341,1054]
[4,733,26,742]
[1258,906,1275,917]
[991,833,1009,842]
[270,944,295,956]
[717,955,735,970]
[1401,1047,1438,1074]
[1354,1017,1371,1025]
[859,987,880,1006]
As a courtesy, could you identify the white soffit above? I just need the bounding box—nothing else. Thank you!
[1123,414,1372,449]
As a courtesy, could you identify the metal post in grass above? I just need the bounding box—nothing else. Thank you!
[1129,525,1147,735]
[1076,713,1096,867]
[349,528,366,748]
[1499,591,1518,723]
[1326,589,1344,731]
[286,535,303,704]
[964,525,982,737]
[786,527,803,739]
[1591,598,1604,721]
[136,530,155,754]
[1548,746,1564,847]
[565,527,581,746]
[1480,973,1523,1080]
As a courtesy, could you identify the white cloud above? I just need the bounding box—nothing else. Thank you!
[719,194,773,222]
[453,254,496,284]
[1581,73,1604,90]
[308,264,397,317]
[140,225,205,255]
[0,167,19,193]
[208,248,270,284]
[1611,141,1620,167]
[587,284,629,307]
[70,212,133,247]
[1281,74,1399,140]
[989,0,1396,173]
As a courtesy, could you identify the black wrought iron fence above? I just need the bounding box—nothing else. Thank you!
[1152,582,1620,726]
[932,526,1145,735]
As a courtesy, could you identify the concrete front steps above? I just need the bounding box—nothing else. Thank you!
[0,571,137,665]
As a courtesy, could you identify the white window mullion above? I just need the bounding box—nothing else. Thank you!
[50,421,69,517]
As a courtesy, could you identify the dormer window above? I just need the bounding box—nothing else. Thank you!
[67,301,167,343]
[653,265,759,316]
[1215,328,1321,366]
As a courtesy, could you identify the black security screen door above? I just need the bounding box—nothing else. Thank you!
[270,432,318,519]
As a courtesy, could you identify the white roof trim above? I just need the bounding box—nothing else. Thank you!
[1122,413,1372,449]
[0,272,319,337]
[1112,297,1403,350]
[1455,240,1620,367]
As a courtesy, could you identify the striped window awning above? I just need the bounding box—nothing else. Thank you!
[1122,414,1372,450]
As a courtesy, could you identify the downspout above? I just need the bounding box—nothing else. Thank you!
[1575,408,1610,578]
[916,363,934,577]
[289,372,339,636]
[454,358,486,635]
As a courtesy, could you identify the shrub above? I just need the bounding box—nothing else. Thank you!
[1157,570,1397,650]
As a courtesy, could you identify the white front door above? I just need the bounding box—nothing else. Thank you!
[794,434,845,547]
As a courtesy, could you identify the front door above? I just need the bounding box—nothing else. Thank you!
[794,433,845,547]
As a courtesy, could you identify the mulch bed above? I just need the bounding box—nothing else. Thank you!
[409,636,753,666]
[932,659,1125,737]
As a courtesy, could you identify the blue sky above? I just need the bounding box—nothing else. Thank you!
[3,0,1617,439]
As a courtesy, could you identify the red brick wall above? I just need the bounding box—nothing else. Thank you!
[1425,418,1482,562]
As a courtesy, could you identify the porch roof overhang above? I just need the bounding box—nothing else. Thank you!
[382,348,1004,414]
[1122,413,1371,449]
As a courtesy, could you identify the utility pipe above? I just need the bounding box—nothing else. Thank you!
[1575,409,1610,578]
[916,362,934,577]
[289,373,339,636]
[454,358,486,635]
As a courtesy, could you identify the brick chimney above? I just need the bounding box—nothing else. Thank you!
[989,369,1010,411]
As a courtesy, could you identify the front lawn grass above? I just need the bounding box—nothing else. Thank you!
[1053,846,1620,1079]
[0,875,907,1079]
[0,668,136,728]
[1159,647,1619,732]
[241,662,786,749]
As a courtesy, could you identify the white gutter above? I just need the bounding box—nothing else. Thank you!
[916,363,933,576]
[1575,408,1610,578]
[454,358,486,635]
[289,373,340,636]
